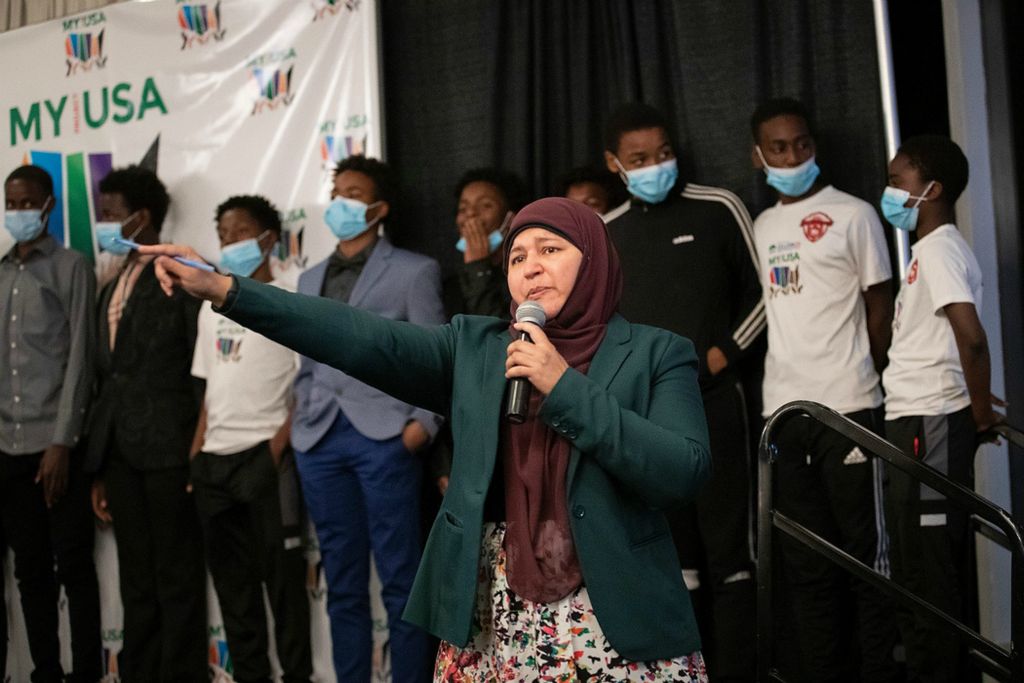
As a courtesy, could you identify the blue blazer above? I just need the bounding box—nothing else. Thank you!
[291,237,446,451]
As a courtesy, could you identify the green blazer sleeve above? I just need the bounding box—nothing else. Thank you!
[540,333,710,509]
[222,276,457,415]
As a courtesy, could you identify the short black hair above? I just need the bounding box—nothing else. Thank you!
[98,165,170,230]
[604,103,671,153]
[333,155,398,206]
[6,165,54,197]
[454,168,530,212]
[750,97,816,141]
[556,165,627,207]
[897,135,969,205]
[215,195,282,235]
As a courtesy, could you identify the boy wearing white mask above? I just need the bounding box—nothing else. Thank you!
[1,164,99,683]
[750,98,901,681]
[189,194,313,683]
[603,103,764,683]
[881,135,1000,682]
[298,155,445,681]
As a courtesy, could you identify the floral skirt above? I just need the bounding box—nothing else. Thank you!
[433,522,708,682]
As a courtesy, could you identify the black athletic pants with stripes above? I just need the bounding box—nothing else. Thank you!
[885,407,977,683]
[774,407,902,682]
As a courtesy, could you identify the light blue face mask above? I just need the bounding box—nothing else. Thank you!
[219,230,270,277]
[756,147,821,197]
[4,209,47,242]
[96,213,143,255]
[615,158,678,204]
[455,210,512,254]
[880,181,934,231]
[455,230,503,254]
[324,197,382,241]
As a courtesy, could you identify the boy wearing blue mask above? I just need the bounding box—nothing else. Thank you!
[449,167,529,319]
[1,164,99,683]
[86,165,208,681]
[302,155,445,682]
[881,135,999,682]
[602,103,764,682]
[188,194,314,683]
[750,98,901,681]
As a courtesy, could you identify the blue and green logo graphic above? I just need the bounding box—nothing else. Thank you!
[277,207,307,268]
[62,12,108,76]
[21,136,159,264]
[177,1,226,49]
[65,30,107,76]
[318,116,367,169]
[248,49,297,115]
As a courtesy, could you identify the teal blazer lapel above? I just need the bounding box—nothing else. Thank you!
[566,314,632,487]
[479,329,509,495]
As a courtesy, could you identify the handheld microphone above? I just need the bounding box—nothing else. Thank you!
[505,301,547,424]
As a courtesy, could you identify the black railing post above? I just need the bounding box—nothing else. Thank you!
[757,435,776,683]
[757,400,1024,681]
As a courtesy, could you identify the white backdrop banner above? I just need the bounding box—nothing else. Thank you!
[1,1,387,681]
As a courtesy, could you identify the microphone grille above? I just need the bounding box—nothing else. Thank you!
[515,300,546,327]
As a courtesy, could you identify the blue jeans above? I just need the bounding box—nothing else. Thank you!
[295,412,429,683]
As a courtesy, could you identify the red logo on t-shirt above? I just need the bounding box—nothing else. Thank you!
[907,259,919,284]
[800,212,834,243]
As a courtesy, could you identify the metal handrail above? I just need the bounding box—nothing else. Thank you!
[757,400,1024,682]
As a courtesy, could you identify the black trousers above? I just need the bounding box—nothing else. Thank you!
[103,455,207,683]
[774,408,901,683]
[191,442,312,683]
[1,526,6,679]
[885,408,978,683]
[668,381,756,683]
[49,452,103,683]
[0,450,102,683]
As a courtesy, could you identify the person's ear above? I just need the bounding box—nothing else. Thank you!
[751,145,764,170]
[40,194,55,216]
[373,200,390,221]
[603,150,619,175]
[138,208,154,232]
[925,180,943,202]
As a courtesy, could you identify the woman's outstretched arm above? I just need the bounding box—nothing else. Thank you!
[142,244,456,414]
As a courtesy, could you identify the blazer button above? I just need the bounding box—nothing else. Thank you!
[573,505,585,519]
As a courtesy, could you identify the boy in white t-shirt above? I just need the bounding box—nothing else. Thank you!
[881,135,1002,682]
[750,98,901,681]
[189,195,313,683]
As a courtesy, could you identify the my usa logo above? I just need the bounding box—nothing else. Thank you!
[177,1,227,50]
[62,11,108,76]
[65,30,107,76]
[251,66,294,114]
[277,208,308,269]
[318,115,368,170]
[248,49,298,115]
[208,636,233,681]
[320,132,366,169]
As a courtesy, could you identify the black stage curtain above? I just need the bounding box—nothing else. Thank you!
[381,0,888,275]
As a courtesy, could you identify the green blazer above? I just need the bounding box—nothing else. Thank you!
[223,276,711,661]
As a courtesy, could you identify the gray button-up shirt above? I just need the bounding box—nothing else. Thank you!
[0,235,96,454]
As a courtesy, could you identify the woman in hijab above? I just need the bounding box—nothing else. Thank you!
[143,197,711,682]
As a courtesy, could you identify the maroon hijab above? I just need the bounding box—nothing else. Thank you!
[500,198,622,603]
